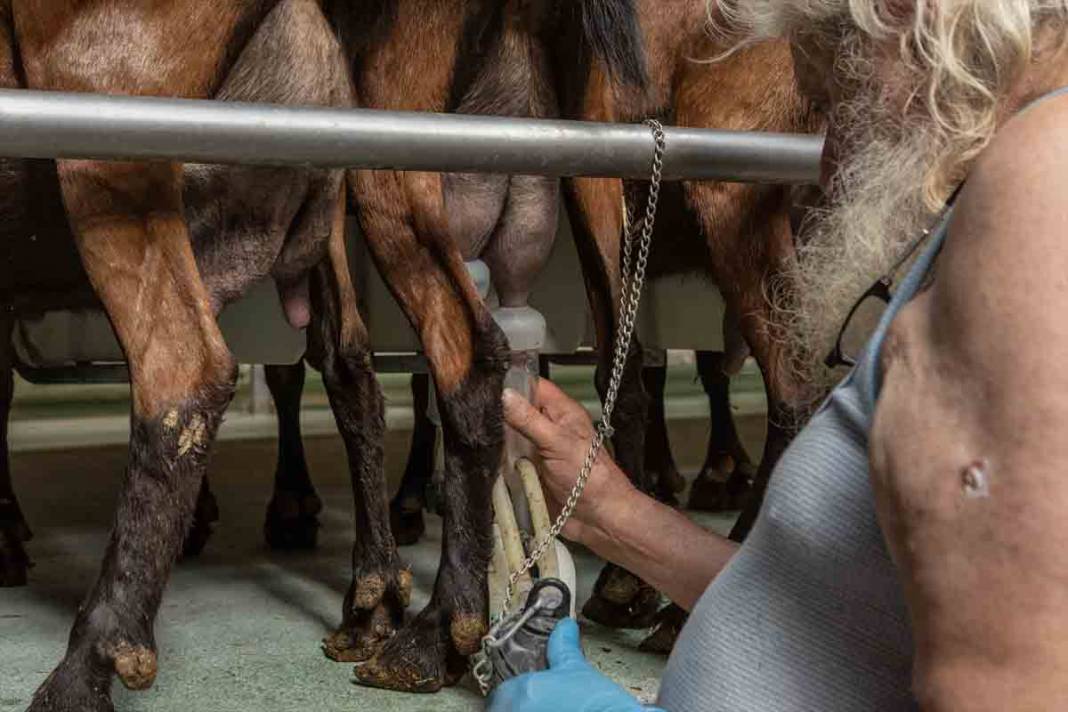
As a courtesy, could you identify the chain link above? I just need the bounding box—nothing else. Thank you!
[498,119,664,610]
[498,117,665,621]
[473,119,665,696]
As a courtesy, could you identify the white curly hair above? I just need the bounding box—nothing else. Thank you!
[720,0,1068,203]
[713,1,1068,392]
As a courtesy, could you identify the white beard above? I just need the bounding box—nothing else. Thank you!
[784,84,955,390]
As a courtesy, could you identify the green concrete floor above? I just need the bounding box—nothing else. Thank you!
[0,407,764,711]
[8,362,768,422]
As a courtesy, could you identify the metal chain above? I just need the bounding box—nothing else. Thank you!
[473,119,664,696]
[500,119,664,609]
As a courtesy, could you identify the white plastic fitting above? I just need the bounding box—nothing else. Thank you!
[492,306,547,353]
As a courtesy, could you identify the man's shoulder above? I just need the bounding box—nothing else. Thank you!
[913,90,1068,379]
[952,93,1068,273]
[964,93,1068,231]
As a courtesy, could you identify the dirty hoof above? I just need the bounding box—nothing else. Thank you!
[638,604,687,654]
[728,459,758,508]
[653,464,687,504]
[353,606,474,693]
[265,490,322,550]
[390,502,426,547]
[650,473,681,508]
[581,564,661,630]
[0,509,32,587]
[687,476,731,512]
[111,643,158,691]
[687,455,753,512]
[181,482,219,559]
[324,566,412,663]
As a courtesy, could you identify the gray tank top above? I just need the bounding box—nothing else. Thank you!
[657,85,1068,711]
[655,221,943,711]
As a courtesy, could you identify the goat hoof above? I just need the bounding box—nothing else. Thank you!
[687,476,731,512]
[389,503,425,547]
[650,473,681,507]
[111,643,158,690]
[638,604,688,654]
[353,605,473,693]
[264,490,321,550]
[324,566,412,663]
[582,564,661,630]
[727,460,758,510]
[687,454,754,512]
[654,464,687,500]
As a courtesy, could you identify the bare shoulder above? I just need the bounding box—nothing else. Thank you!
[922,93,1068,370]
[876,92,1068,466]
[958,93,1068,261]
[868,94,1068,707]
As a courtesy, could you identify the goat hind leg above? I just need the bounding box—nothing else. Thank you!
[564,177,660,630]
[263,361,323,550]
[0,98,31,585]
[688,351,757,513]
[309,198,411,664]
[582,345,662,630]
[641,355,685,505]
[389,373,433,546]
[28,161,235,712]
[358,312,505,691]
[353,170,504,692]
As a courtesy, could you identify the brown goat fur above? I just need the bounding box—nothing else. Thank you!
[3,2,377,708]
[551,0,822,638]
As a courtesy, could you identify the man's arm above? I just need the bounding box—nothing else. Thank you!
[583,480,736,611]
[870,97,1068,709]
[504,381,737,610]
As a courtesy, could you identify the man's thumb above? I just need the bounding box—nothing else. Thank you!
[502,388,558,448]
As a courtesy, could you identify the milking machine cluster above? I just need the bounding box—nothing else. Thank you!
[473,119,666,695]
[413,120,666,696]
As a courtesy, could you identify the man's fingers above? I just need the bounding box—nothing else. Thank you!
[532,378,588,423]
[531,376,569,405]
[547,617,587,670]
[503,388,560,447]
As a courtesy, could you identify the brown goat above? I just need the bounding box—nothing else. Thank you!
[4,0,647,702]
[321,0,564,691]
[6,2,361,708]
[550,0,822,640]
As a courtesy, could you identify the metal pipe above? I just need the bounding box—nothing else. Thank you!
[0,89,822,184]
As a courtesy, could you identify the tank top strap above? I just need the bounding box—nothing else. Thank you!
[1022,84,1068,110]
[854,208,951,411]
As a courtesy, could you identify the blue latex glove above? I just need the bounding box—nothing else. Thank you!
[486,618,665,712]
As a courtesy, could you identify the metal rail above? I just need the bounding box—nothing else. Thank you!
[0,90,822,184]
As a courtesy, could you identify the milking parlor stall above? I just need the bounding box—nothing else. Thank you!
[0,28,823,712]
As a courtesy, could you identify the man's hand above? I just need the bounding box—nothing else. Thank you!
[486,618,661,712]
[502,379,638,548]
[503,377,737,610]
